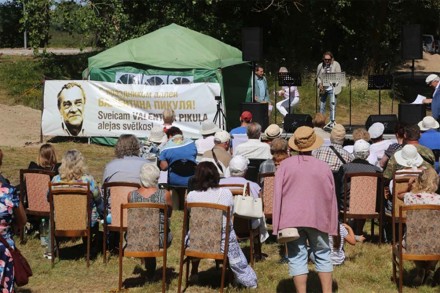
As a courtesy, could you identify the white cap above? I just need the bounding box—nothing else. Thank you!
[418,116,440,131]
[426,74,439,85]
[368,122,385,139]
[229,155,249,173]
[353,139,370,153]
[214,130,231,143]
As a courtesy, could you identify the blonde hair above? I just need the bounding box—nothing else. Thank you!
[352,127,370,142]
[312,113,326,128]
[411,167,439,194]
[59,149,88,181]
[270,138,289,165]
[37,144,58,168]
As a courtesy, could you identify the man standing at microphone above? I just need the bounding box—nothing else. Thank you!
[316,52,342,122]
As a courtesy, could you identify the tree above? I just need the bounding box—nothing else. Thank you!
[19,0,51,49]
[0,1,23,47]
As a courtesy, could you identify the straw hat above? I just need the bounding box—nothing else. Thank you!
[288,126,323,152]
[418,116,439,131]
[394,145,424,168]
[264,124,283,139]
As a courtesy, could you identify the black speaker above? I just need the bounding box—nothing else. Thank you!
[398,103,426,125]
[402,24,422,60]
[283,114,313,133]
[365,115,398,134]
[240,102,268,131]
[242,27,263,61]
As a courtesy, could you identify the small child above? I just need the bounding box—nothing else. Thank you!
[329,223,361,265]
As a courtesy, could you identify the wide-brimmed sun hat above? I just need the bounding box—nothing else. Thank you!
[264,124,283,139]
[418,116,439,131]
[394,144,424,168]
[200,121,220,135]
[368,122,385,139]
[288,126,323,152]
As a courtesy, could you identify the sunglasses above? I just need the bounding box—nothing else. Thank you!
[324,58,331,61]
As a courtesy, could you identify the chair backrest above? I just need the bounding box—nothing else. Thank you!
[103,182,140,228]
[343,172,383,214]
[231,134,248,155]
[20,169,55,213]
[218,183,249,196]
[400,204,440,255]
[245,159,266,182]
[259,172,275,219]
[121,202,167,254]
[392,171,421,218]
[184,202,230,258]
[168,159,197,177]
[49,182,91,233]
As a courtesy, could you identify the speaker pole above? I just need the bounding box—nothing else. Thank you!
[349,76,352,132]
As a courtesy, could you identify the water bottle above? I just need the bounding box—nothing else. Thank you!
[40,218,49,247]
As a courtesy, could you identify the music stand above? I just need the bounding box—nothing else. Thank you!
[278,72,301,115]
[368,75,393,115]
[321,72,346,129]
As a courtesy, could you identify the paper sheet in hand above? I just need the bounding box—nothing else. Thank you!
[412,94,426,104]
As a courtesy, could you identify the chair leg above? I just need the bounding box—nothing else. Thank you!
[86,232,90,268]
[220,258,226,293]
[118,234,123,291]
[249,224,254,267]
[371,219,374,242]
[177,256,184,293]
[162,252,167,293]
[103,224,107,263]
[398,256,403,293]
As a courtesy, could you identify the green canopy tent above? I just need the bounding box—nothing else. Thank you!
[83,23,250,145]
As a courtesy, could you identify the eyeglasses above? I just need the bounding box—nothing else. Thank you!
[324,58,331,61]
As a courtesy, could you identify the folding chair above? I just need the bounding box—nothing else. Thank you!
[258,172,275,220]
[167,159,197,210]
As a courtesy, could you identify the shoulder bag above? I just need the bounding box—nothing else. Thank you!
[233,182,263,219]
[277,185,300,243]
[0,235,32,287]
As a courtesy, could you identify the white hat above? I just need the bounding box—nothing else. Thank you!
[148,125,167,143]
[418,116,440,131]
[229,155,249,173]
[425,74,439,85]
[214,130,230,143]
[394,145,424,168]
[353,139,370,153]
[264,124,283,139]
[200,121,220,135]
[368,122,385,139]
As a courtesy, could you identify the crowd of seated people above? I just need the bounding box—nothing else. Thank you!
[5,108,440,291]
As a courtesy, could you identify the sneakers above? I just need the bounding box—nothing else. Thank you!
[43,252,52,260]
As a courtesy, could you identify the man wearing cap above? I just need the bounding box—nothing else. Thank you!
[368,122,393,163]
[235,122,272,160]
[423,74,440,120]
[230,111,253,135]
[313,123,353,172]
[201,130,232,175]
[383,124,435,181]
[418,116,440,151]
[273,126,338,293]
[262,124,283,143]
[195,121,220,159]
[335,139,381,237]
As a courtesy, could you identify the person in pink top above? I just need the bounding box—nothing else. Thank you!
[273,126,338,293]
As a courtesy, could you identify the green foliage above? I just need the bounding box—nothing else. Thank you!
[0,1,23,47]
[19,0,52,50]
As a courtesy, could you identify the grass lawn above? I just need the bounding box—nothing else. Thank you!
[0,142,437,292]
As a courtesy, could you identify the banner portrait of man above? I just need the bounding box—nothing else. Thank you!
[57,82,86,136]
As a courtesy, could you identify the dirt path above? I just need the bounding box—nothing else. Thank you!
[0,51,439,148]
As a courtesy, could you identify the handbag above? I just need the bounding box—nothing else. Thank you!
[277,227,300,243]
[233,183,263,219]
[0,235,32,287]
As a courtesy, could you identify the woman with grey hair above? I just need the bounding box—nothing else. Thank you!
[49,149,102,258]
[102,134,149,184]
[128,163,173,280]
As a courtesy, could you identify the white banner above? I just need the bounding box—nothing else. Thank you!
[42,80,221,138]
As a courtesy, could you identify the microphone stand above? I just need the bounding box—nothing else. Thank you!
[348,76,353,132]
